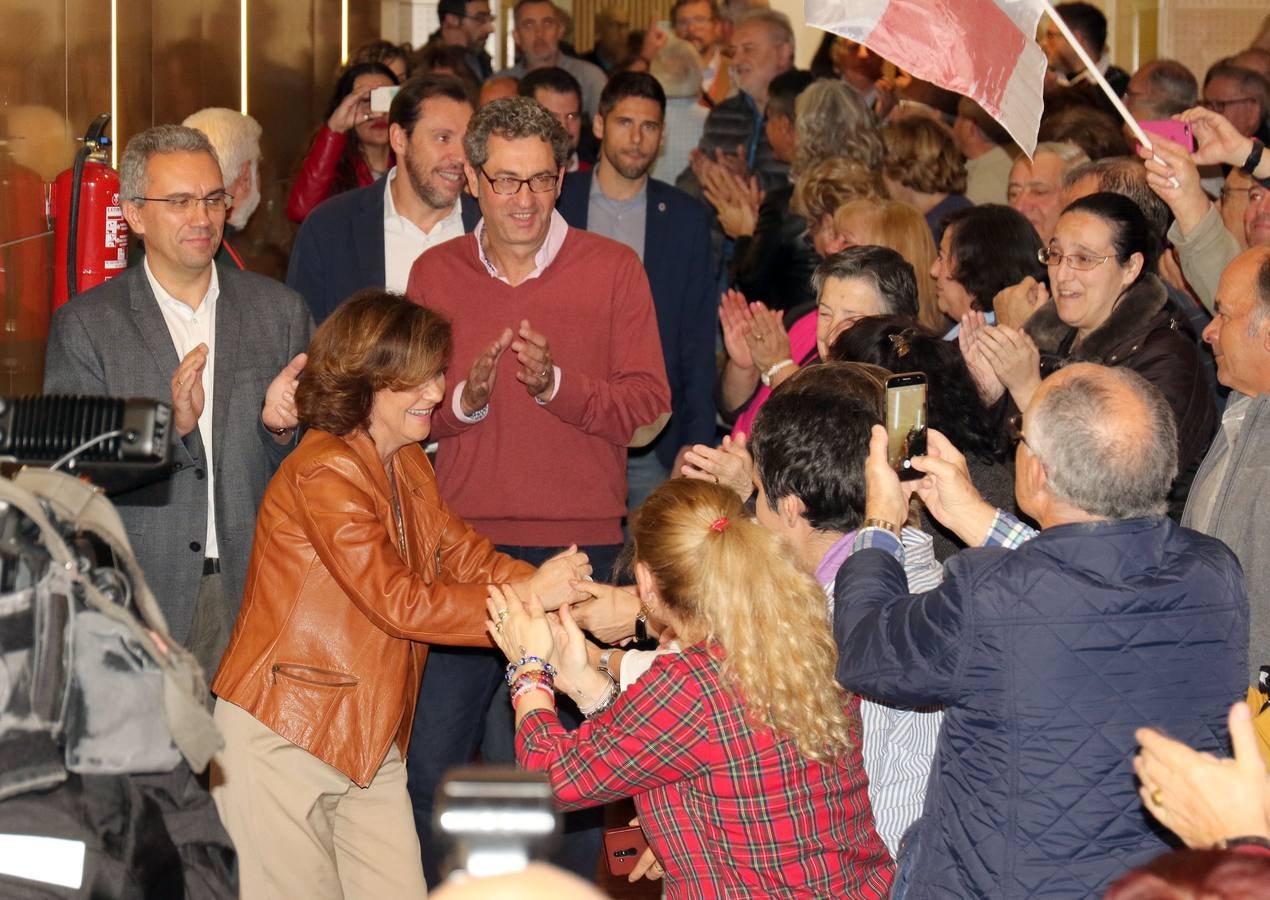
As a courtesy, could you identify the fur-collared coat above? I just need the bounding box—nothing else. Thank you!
[1024,273,1216,515]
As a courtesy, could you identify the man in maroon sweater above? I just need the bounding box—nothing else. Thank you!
[404,96,670,884]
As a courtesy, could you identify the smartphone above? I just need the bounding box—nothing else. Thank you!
[603,825,649,877]
[1137,119,1195,153]
[886,372,928,481]
[370,85,400,113]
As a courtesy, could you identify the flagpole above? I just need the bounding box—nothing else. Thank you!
[1040,0,1153,149]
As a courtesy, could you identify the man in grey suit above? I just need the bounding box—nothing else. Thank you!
[44,125,313,679]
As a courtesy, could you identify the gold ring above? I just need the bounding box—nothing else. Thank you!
[494,621,503,631]
[712,474,718,484]
[1149,787,1164,807]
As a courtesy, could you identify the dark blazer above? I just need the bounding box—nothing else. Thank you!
[835,518,1247,898]
[43,263,313,642]
[557,171,718,468]
[287,180,481,324]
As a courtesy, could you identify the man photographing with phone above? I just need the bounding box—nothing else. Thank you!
[834,362,1248,898]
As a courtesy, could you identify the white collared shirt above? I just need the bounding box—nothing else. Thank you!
[383,167,466,292]
[144,258,220,559]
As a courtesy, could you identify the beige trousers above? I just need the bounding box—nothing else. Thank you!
[211,699,427,899]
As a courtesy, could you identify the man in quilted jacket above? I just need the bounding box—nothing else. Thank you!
[835,362,1248,899]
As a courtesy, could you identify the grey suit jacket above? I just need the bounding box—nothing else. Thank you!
[43,263,313,641]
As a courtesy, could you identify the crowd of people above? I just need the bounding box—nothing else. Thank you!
[39,0,1270,897]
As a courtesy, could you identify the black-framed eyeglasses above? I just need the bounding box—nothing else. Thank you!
[1006,413,1031,450]
[478,167,559,195]
[463,12,494,24]
[132,191,233,212]
[1038,246,1113,271]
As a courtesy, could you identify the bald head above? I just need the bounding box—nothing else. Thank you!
[1027,363,1177,519]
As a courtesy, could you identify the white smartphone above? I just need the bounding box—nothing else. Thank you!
[370,85,400,113]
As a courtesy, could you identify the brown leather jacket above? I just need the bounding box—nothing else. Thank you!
[212,428,533,786]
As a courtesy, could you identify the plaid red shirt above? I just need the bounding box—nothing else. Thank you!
[518,645,894,899]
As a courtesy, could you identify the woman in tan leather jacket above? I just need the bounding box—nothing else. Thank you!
[210,290,590,899]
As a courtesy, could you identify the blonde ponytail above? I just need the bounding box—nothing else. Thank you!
[632,480,855,763]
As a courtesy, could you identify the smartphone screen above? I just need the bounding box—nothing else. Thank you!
[886,374,927,480]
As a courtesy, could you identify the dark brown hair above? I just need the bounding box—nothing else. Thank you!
[296,290,451,435]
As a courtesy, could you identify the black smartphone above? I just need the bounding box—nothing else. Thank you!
[886,372,928,481]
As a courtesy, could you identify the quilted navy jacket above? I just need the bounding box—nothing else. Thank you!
[835,517,1248,899]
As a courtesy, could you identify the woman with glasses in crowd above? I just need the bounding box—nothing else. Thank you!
[486,478,894,899]
[964,192,1216,516]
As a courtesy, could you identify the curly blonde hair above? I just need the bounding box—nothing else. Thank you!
[791,156,885,225]
[882,116,966,195]
[631,480,855,764]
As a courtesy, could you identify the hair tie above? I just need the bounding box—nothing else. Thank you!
[709,517,729,533]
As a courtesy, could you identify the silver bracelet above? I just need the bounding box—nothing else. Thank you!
[579,669,619,718]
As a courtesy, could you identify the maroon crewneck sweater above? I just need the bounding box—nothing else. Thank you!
[406,228,670,547]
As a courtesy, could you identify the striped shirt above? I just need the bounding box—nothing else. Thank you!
[823,527,945,857]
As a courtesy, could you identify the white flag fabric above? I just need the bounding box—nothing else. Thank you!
[805,0,1049,155]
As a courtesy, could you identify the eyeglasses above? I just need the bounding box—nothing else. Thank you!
[132,192,233,212]
[1038,246,1113,270]
[463,12,494,24]
[1200,97,1259,115]
[478,167,558,195]
[674,15,714,27]
[1006,413,1031,450]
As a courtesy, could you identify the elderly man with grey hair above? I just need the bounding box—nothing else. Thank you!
[403,96,670,886]
[44,124,312,680]
[836,362,1248,897]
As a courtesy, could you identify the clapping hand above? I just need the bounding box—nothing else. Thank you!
[743,302,791,374]
[261,352,308,438]
[172,344,209,438]
[719,289,756,370]
[958,311,1005,405]
[461,328,512,417]
[680,433,755,501]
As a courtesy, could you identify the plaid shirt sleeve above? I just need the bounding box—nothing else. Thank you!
[517,653,711,810]
[982,510,1037,549]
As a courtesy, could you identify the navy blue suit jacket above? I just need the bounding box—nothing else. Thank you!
[287,180,480,324]
[557,172,718,468]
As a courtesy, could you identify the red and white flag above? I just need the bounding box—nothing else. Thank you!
[806,0,1049,155]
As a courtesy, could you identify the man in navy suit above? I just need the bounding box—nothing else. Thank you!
[287,74,481,323]
[557,71,719,510]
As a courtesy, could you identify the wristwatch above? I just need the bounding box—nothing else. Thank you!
[598,648,618,678]
[760,358,795,387]
[1239,138,1265,176]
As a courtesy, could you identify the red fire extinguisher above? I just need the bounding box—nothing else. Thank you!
[51,114,129,308]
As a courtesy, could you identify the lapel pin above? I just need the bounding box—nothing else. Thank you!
[658,202,666,212]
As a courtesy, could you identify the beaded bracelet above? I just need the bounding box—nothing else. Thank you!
[510,669,556,705]
[504,656,558,686]
[512,680,556,705]
[579,670,618,718]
